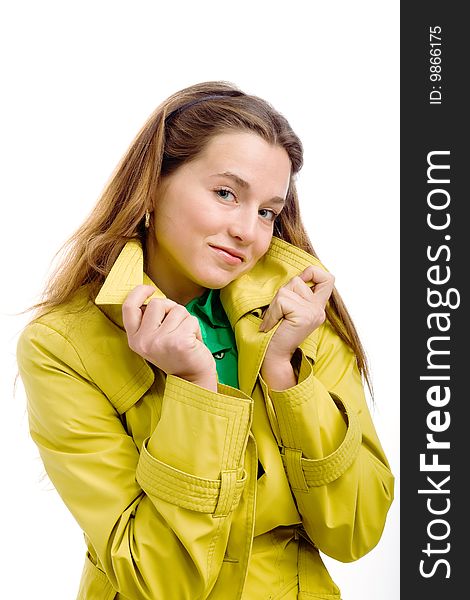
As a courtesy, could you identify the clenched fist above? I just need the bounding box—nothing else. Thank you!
[259,265,335,390]
[122,285,217,391]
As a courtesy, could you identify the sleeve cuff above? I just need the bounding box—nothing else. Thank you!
[136,440,247,517]
[260,350,361,489]
[281,396,361,490]
[140,375,252,514]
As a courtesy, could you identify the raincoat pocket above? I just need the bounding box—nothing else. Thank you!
[76,553,116,600]
[298,537,341,600]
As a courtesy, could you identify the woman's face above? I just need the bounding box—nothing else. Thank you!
[147,131,292,305]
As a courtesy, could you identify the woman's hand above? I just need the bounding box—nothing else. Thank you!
[259,266,335,389]
[122,285,217,391]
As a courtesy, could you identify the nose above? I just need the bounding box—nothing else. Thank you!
[227,206,258,244]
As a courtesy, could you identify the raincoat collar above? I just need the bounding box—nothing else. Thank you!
[95,236,324,328]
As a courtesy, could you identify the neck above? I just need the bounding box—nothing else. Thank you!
[145,239,206,306]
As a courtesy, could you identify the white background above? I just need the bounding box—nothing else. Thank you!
[0,1,399,598]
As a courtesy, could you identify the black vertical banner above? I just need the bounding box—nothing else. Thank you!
[401,4,467,597]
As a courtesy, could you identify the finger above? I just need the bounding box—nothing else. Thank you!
[259,275,315,333]
[298,265,332,285]
[139,297,179,334]
[283,275,315,303]
[122,285,158,335]
[170,313,203,342]
[298,266,335,307]
[153,304,192,336]
[259,289,300,332]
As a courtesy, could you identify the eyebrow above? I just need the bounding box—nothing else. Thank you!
[211,171,286,206]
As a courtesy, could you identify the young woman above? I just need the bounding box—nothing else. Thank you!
[17,81,394,599]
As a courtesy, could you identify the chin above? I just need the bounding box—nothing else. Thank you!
[196,271,241,290]
[201,277,236,290]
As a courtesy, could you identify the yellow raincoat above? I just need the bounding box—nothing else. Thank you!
[16,236,394,599]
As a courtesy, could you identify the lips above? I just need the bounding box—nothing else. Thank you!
[209,244,245,265]
[209,245,245,261]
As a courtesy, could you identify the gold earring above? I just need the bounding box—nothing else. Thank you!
[145,210,150,229]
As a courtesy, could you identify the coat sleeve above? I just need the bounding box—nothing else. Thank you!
[259,320,394,562]
[16,321,252,599]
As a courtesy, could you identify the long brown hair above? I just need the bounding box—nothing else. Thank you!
[29,80,372,394]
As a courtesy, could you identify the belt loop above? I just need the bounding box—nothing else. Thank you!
[284,448,309,491]
[213,469,237,518]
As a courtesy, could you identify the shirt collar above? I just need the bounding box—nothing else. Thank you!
[184,289,228,328]
[95,236,325,327]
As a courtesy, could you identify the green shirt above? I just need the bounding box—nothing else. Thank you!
[185,289,239,388]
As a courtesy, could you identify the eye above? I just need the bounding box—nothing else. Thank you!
[215,188,236,202]
[258,208,278,222]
